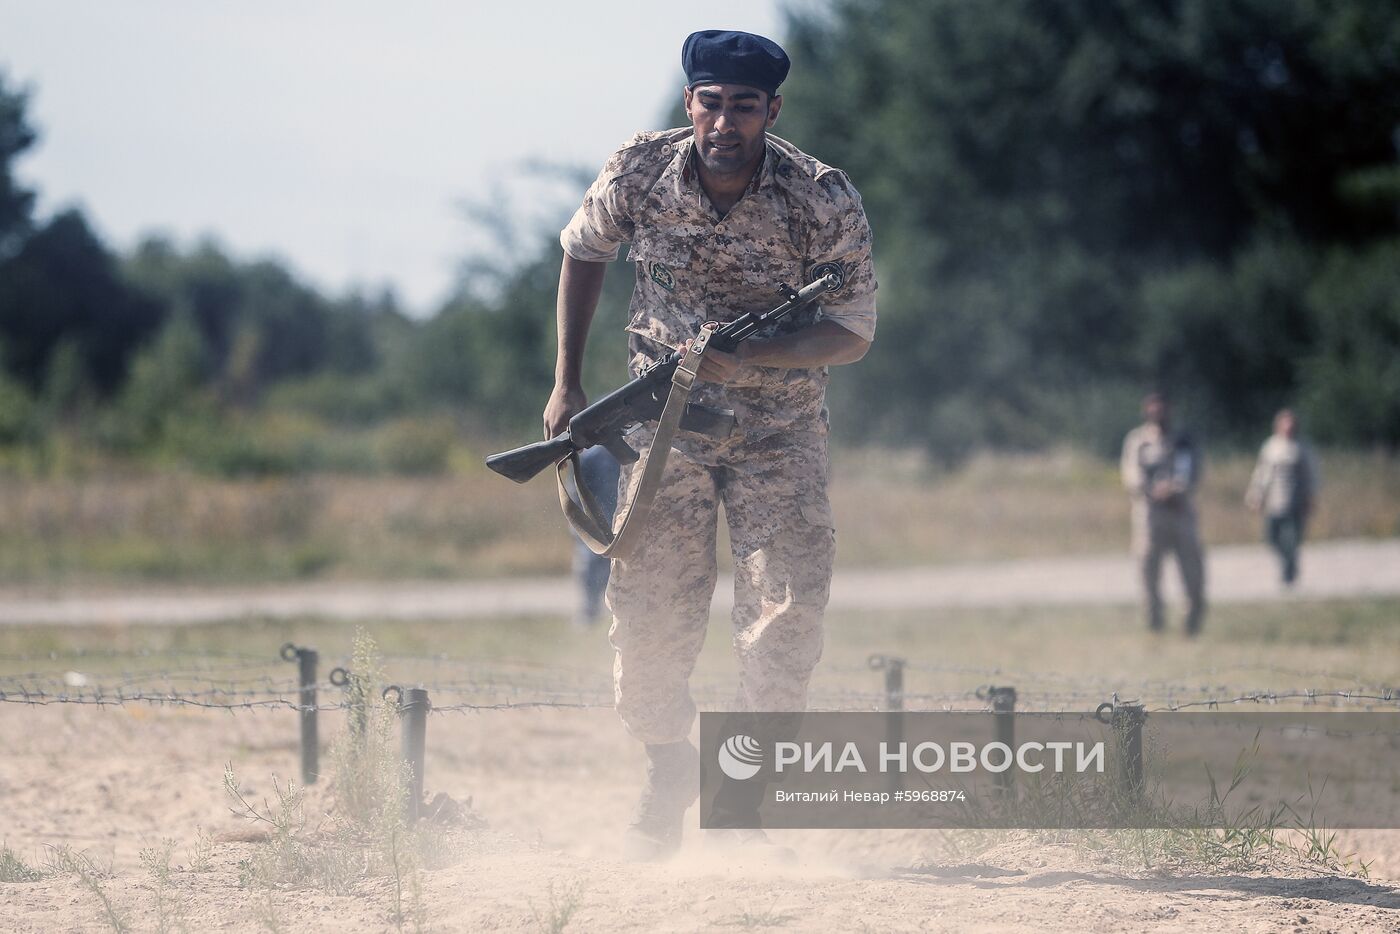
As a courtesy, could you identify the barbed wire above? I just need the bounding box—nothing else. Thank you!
[3,684,1396,714]
[4,647,1389,686]
[1153,689,1398,711]
[0,685,312,704]
[1,645,1395,714]
[0,670,304,687]
[0,690,621,712]
[0,647,272,663]
[8,648,1382,687]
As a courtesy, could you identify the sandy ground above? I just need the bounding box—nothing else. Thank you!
[1,705,1398,933]
[0,538,1395,626]
[1,540,1397,930]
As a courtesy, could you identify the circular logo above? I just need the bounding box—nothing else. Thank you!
[717,734,763,781]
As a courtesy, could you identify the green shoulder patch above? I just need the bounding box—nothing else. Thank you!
[649,261,676,292]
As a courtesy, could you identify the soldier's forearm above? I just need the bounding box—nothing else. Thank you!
[739,319,871,368]
[555,254,609,387]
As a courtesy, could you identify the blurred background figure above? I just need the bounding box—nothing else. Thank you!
[571,446,621,629]
[1121,392,1207,635]
[1246,408,1320,587]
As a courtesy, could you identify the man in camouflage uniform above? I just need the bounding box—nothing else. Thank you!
[544,30,876,860]
[1120,392,1207,634]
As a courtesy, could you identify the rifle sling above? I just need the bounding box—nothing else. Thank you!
[556,326,715,561]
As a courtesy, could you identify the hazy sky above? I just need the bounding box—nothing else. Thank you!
[0,1,786,314]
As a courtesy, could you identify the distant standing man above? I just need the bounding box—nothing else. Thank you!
[1120,392,1207,634]
[1246,408,1320,586]
[544,30,876,859]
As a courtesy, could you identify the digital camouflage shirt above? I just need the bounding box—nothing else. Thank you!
[560,127,877,442]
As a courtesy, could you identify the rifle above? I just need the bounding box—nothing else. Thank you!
[485,265,845,485]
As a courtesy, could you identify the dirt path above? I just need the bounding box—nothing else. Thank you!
[2,707,1397,933]
[0,538,1394,626]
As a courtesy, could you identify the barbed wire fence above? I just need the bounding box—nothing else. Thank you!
[2,643,1396,811]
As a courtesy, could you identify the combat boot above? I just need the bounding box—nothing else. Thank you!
[622,740,700,862]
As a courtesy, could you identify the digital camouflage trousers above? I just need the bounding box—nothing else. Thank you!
[606,427,835,744]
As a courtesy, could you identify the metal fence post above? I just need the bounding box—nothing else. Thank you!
[281,643,319,785]
[869,655,906,793]
[986,686,1017,795]
[1097,700,1146,801]
[868,654,905,711]
[400,687,431,821]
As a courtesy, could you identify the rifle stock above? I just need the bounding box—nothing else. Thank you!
[484,434,576,484]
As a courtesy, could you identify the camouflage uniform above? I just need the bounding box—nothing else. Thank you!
[1120,424,1206,633]
[560,128,877,744]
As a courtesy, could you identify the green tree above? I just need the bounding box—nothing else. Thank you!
[0,364,34,443]
[123,237,379,404]
[1301,241,1400,445]
[0,209,163,396]
[0,71,37,258]
[405,239,633,436]
[115,311,207,445]
[773,0,1400,453]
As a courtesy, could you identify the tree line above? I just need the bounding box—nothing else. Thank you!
[1,0,1397,475]
[778,0,1400,457]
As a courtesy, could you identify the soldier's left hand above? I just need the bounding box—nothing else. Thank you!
[679,338,746,384]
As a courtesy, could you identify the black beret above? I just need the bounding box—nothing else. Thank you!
[682,30,790,96]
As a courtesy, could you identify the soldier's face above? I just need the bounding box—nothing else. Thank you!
[684,83,781,177]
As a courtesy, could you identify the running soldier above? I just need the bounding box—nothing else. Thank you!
[544,30,877,859]
[1120,392,1207,634]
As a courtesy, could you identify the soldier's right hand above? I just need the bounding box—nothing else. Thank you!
[543,382,588,439]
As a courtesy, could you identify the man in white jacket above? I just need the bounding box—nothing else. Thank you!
[1246,408,1320,586]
